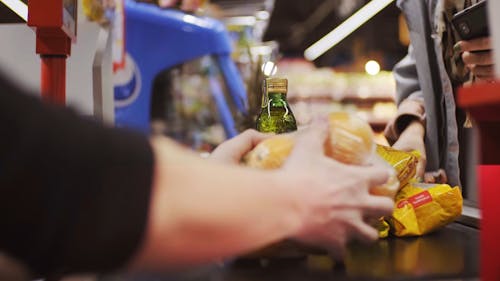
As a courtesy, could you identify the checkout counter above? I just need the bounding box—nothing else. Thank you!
[100,223,479,281]
[0,1,492,281]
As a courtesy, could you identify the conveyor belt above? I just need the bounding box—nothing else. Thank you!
[102,223,479,281]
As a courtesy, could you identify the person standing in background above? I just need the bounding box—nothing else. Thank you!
[385,0,494,190]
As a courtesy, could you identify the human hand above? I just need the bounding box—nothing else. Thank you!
[157,0,203,11]
[392,120,426,180]
[455,37,495,82]
[281,120,394,257]
[423,169,448,184]
[210,129,271,164]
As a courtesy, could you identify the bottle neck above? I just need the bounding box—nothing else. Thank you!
[267,92,288,106]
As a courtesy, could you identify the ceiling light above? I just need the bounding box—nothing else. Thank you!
[0,0,27,22]
[304,0,395,61]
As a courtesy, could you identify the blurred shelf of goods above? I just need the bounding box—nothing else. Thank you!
[215,0,280,129]
[146,0,280,152]
[274,59,397,146]
[121,0,402,151]
[212,0,397,144]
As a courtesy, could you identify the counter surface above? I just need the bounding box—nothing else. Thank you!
[103,223,478,281]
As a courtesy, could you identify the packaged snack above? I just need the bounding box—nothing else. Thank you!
[389,183,463,237]
[375,218,390,238]
[376,145,420,188]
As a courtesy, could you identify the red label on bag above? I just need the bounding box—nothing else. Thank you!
[397,191,433,209]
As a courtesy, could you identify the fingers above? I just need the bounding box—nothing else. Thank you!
[469,65,495,81]
[210,129,271,163]
[455,37,491,53]
[356,165,390,188]
[360,196,394,217]
[469,64,494,76]
[455,38,495,80]
[462,50,494,66]
[180,0,201,11]
[291,118,329,157]
[157,0,201,11]
[423,169,447,184]
[350,220,379,243]
[157,0,179,8]
[237,129,272,148]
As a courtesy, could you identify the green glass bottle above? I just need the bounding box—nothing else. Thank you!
[256,78,297,133]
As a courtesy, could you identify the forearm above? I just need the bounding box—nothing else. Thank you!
[130,137,303,270]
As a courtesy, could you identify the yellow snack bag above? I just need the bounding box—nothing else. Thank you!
[376,145,420,188]
[389,183,463,237]
[375,218,390,238]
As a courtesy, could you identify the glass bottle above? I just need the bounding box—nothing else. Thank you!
[256,78,297,133]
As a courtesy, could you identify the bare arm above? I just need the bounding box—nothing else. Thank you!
[129,123,393,271]
[130,137,303,270]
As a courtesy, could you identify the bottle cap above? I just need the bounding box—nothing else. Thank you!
[265,78,287,93]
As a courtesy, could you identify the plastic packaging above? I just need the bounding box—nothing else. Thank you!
[244,135,294,169]
[376,145,420,189]
[324,111,375,165]
[389,183,463,237]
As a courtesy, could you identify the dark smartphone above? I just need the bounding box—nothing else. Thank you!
[452,0,489,40]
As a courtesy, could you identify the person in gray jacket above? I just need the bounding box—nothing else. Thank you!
[385,0,495,189]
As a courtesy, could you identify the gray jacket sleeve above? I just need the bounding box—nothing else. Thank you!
[385,45,426,143]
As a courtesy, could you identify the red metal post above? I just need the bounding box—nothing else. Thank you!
[28,0,76,106]
[41,55,67,105]
[458,82,500,281]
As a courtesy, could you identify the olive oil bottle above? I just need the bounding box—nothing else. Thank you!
[256,78,297,133]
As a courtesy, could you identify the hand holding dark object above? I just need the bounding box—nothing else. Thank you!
[454,37,495,82]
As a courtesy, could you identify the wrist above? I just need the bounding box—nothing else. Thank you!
[267,170,308,238]
[401,120,425,137]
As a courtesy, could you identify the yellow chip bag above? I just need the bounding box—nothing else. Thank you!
[389,183,463,237]
[375,218,390,238]
[376,145,420,188]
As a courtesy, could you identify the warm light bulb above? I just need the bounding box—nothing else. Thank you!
[365,60,380,76]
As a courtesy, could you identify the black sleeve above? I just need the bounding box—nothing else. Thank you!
[0,73,154,277]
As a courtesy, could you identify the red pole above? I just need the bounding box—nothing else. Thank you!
[41,55,67,105]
